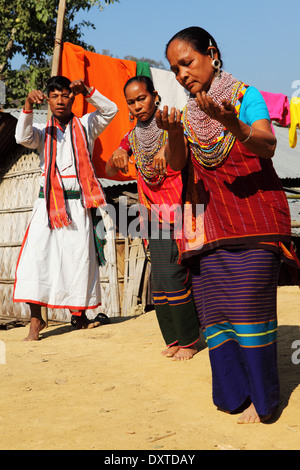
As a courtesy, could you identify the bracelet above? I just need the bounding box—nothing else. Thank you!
[22,107,33,114]
[240,126,253,143]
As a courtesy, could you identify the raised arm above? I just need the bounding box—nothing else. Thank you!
[15,90,46,149]
[81,86,118,141]
[195,92,276,159]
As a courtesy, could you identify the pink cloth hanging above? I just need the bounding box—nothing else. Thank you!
[260,91,291,126]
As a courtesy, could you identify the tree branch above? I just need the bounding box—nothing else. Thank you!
[0,27,17,75]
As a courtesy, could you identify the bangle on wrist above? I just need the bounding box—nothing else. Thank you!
[23,107,33,114]
[240,126,253,143]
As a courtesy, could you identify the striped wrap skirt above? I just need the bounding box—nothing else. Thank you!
[149,236,200,348]
[192,248,281,416]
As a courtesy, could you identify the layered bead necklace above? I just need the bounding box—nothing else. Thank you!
[129,112,168,185]
[182,71,246,169]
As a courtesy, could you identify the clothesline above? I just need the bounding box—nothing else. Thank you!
[59,42,299,180]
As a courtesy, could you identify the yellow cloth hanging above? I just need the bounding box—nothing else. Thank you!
[289,97,300,148]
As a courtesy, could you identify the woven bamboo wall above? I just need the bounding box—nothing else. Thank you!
[0,147,41,320]
[0,147,151,322]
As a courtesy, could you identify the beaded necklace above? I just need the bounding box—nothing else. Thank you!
[182,71,246,169]
[129,112,168,185]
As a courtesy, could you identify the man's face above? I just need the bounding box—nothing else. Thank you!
[47,88,74,122]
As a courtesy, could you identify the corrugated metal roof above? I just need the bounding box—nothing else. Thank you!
[272,124,300,180]
[288,198,300,236]
[3,109,300,181]
[2,108,136,188]
[3,108,48,125]
[100,178,136,188]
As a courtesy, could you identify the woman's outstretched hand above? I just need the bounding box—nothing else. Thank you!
[155,106,182,134]
[196,91,236,126]
[155,105,188,171]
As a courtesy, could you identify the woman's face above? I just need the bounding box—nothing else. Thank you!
[167,38,215,95]
[125,81,157,122]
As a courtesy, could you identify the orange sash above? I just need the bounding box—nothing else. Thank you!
[44,115,106,229]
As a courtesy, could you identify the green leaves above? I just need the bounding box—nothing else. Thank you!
[0,0,117,106]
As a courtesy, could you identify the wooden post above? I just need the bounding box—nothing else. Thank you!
[47,0,67,119]
[43,0,67,326]
[51,0,67,77]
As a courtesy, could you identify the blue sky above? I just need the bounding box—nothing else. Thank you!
[12,0,300,99]
[74,0,299,99]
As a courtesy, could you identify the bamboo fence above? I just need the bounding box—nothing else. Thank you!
[0,145,152,323]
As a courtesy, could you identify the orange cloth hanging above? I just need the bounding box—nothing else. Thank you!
[59,42,137,180]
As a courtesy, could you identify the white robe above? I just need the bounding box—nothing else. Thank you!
[13,89,118,310]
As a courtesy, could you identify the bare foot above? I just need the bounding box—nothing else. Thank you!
[171,345,198,361]
[161,345,180,357]
[24,317,46,341]
[87,320,101,329]
[237,403,261,424]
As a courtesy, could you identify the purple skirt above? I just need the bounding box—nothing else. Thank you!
[192,248,280,416]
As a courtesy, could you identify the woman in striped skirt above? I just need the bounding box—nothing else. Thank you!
[157,27,299,422]
[106,75,200,360]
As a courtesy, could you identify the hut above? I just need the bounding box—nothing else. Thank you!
[0,108,153,325]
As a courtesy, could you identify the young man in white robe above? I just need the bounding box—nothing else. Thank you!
[14,76,118,340]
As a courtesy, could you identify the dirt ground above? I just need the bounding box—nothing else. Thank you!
[0,286,300,451]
